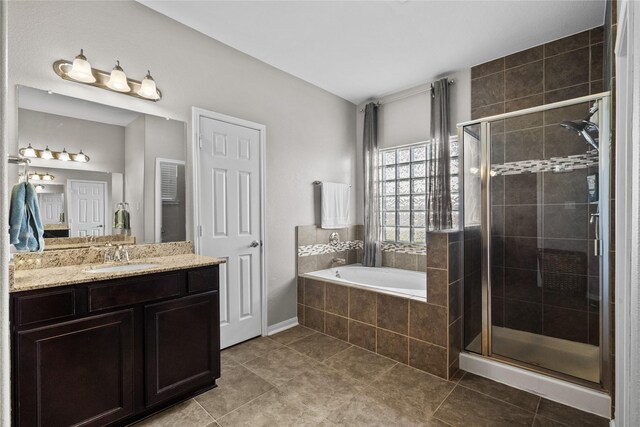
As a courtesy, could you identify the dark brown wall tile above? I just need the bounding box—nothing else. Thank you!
[543,305,589,343]
[427,232,448,269]
[472,72,505,109]
[305,279,325,309]
[591,43,604,81]
[377,329,408,364]
[505,61,543,100]
[504,173,540,205]
[409,301,447,346]
[492,297,504,327]
[590,26,604,44]
[545,30,590,56]
[545,47,590,91]
[298,303,304,324]
[449,280,463,323]
[543,123,592,158]
[504,237,540,270]
[325,313,348,341]
[409,339,448,378]
[504,268,543,302]
[377,293,409,334]
[543,204,588,239]
[472,102,504,120]
[544,83,590,104]
[504,299,542,334]
[349,288,376,325]
[504,111,543,132]
[504,127,543,163]
[543,169,588,204]
[591,80,604,94]
[349,319,376,351]
[543,102,590,125]
[427,268,448,307]
[297,277,305,304]
[326,282,348,316]
[448,242,462,283]
[472,57,504,79]
[505,46,543,69]
[305,306,325,332]
[504,205,541,238]
[449,317,463,365]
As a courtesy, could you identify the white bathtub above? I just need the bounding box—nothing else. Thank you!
[302,264,427,300]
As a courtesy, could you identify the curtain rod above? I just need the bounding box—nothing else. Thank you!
[359,79,454,112]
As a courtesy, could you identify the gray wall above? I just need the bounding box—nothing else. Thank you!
[6,0,357,327]
[354,69,471,223]
[17,108,125,174]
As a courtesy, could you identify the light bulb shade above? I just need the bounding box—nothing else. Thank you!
[137,71,160,100]
[30,173,41,181]
[106,61,131,92]
[75,150,88,163]
[21,144,36,158]
[59,149,70,161]
[41,146,54,160]
[35,185,45,191]
[43,173,54,181]
[66,50,96,83]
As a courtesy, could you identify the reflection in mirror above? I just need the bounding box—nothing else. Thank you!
[14,85,187,250]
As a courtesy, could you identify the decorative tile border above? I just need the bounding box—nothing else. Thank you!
[491,151,598,176]
[297,241,427,257]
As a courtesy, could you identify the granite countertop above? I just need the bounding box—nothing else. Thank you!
[43,223,70,230]
[11,253,225,293]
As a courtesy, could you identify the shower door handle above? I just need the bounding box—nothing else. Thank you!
[590,213,600,257]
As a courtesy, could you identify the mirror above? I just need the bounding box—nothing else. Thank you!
[14,85,187,249]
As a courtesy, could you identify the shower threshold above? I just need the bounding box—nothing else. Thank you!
[466,326,600,383]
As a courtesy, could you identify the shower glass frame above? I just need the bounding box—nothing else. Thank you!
[457,93,611,390]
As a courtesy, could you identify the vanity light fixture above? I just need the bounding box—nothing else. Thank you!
[41,146,54,160]
[66,49,96,83]
[25,172,55,182]
[58,148,70,161]
[53,50,162,101]
[35,184,45,191]
[42,173,54,181]
[106,60,131,93]
[19,145,90,163]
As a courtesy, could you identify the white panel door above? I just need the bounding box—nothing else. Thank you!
[198,116,262,349]
[38,193,64,224]
[68,181,106,237]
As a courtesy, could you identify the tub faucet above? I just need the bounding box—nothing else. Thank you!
[332,257,346,266]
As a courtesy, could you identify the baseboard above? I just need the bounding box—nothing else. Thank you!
[267,317,298,335]
[460,352,611,419]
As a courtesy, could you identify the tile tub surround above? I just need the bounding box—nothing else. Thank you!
[136,332,609,427]
[296,224,427,273]
[297,230,463,379]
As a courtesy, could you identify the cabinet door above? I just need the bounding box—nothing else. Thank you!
[16,310,135,427]
[145,291,220,407]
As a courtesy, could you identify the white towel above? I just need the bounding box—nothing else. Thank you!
[321,182,350,229]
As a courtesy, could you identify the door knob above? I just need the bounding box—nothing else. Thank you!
[97,225,103,228]
[250,240,260,248]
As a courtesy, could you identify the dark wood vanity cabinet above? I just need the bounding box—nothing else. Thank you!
[10,265,220,427]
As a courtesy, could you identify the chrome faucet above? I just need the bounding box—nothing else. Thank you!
[113,245,130,263]
[103,242,114,263]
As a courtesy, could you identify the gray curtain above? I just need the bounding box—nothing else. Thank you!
[426,78,453,230]
[363,102,381,267]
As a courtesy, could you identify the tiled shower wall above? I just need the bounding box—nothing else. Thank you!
[296,225,427,273]
[469,27,606,346]
[296,230,463,379]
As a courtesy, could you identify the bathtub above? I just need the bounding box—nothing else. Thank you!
[302,263,427,300]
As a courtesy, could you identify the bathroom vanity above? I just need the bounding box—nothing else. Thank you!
[9,246,223,427]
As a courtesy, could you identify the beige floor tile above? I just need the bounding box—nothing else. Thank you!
[133,399,214,427]
[220,351,239,374]
[244,346,318,386]
[328,387,449,427]
[278,363,362,419]
[270,325,317,345]
[324,346,397,383]
[222,336,283,364]
[195,365,274,419]
[434,385,535,427]
[288,332,351,362]
[217,388,325,426]
[458,372,540,412]
[536,398,609,427]
[371,363,455,418]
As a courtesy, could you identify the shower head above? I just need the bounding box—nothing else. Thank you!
[559,103,600,152]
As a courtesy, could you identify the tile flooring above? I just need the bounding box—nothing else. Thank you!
[133,326,609,427]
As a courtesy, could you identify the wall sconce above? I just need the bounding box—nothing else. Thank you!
[19,145,90,163]
[53,49,162,102]
[20,172,55,182]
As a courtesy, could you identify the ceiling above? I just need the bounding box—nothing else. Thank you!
[18,86,141,127]
[139,0,606,105]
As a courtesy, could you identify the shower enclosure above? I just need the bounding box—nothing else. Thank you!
[459,93,611,390]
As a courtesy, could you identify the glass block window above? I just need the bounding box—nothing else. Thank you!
[380,138,459,243]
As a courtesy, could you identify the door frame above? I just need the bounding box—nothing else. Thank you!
[191,107,268,337]
[67,179,109,237]
[154,157,186,243]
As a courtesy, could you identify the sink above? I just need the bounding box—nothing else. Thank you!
[84,263,159,274]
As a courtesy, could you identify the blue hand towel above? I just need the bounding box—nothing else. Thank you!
[9,182,44,252]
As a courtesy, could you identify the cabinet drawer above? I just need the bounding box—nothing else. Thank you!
[187,267,219,293]
[14,288,76,327]
[89,273,183,311]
